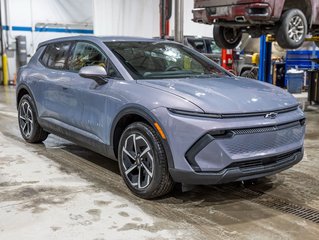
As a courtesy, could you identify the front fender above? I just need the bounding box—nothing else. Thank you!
[110,104,175,169]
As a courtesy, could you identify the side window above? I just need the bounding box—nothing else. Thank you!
[68,42,122,79]
[205,39,221,54]
[68,42,107,72]
[187,38,207,53]
[41,42,71,69]
[41,47,50,65]
[108,63,122,79]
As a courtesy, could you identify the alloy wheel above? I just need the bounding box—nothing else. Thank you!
[288,16,305,42]
[19,101,33,138]
[121,133,154,189]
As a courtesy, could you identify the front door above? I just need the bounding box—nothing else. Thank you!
[66,41,121,143]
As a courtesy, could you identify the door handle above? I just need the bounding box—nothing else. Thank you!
[62,87,68,90]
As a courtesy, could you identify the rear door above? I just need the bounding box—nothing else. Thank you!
[38,41,84,129]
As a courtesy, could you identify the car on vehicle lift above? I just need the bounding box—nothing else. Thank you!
[192,0,319,49]
[16,36,305,199]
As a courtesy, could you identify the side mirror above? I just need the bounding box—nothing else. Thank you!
[79,65,108,85]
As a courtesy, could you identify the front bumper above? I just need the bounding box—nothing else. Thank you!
[170,148,303,185]
[152,107,305,185]
[193,3,273,25]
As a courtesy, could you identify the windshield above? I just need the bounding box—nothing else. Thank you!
[105,41,230,80]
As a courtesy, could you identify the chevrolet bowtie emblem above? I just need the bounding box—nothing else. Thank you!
[265,112,278,119]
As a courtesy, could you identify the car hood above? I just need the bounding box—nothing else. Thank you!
[137,77,298,114]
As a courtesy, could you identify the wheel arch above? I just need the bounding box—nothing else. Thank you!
[110,105,175,169]
[16,84,37,112]
[282,0,312,26]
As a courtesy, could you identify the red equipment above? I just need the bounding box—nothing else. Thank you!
[221,49,233,71]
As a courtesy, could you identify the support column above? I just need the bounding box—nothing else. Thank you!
[258,35,272,83]
[258,35,266,82]
[174,0,184,43]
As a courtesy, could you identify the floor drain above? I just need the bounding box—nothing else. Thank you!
[226,186,319,224]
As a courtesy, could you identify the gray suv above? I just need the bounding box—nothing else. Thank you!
[16,36,305,199]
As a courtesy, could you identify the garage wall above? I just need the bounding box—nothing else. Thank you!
[93,0,214,38]
[170,0,214,37]
[1,0,93,80]
[93,0,160,37]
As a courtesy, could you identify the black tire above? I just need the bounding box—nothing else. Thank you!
[315,40,319,48]
[118,122,174,199]
[18,95,48,143]
[241,70,258,79]
[276,9,307,49]
[213,25,242,49]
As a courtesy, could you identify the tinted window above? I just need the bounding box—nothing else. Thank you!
[205,39,221,54]
[105,41,229,80]
[187,38,206,53]
[68,42,122,79]
[68,42,107,72]
[41,42,71,69]
[41,47,50,65]
[107,63,122,79]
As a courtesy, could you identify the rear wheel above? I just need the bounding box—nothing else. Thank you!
[18,95,48,143]
[276,9,307,49]
[213,25,242,49]
[118,122,174,199]
[315,40,319,48]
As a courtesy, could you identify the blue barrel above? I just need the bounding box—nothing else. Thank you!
[286,70,304,94]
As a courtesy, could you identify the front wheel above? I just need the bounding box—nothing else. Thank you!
[213,25,242,49]
[276,9,307,49]
[118,122,174,199]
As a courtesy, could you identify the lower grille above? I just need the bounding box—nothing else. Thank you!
[227,149,301,170]
[219,122,304,156]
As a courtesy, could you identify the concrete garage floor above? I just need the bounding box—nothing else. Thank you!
[0,86,319,240]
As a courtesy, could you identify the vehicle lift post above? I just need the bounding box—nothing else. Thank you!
[258,35,272,83]
[262,35,319,84]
